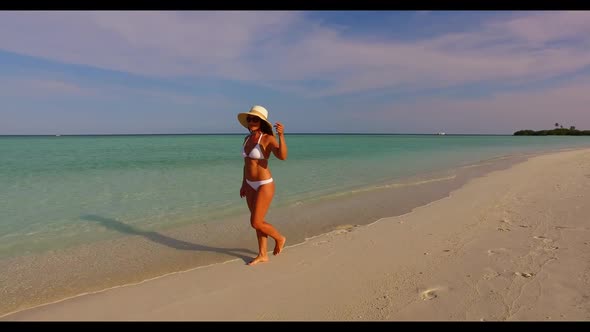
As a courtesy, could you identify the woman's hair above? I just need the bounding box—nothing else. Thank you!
[257,121,274,136]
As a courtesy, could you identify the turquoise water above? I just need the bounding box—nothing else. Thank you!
[1,134,589,259]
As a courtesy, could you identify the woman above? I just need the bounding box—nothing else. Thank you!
[238,105,287,265]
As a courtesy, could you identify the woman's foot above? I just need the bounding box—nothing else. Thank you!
[273,236,286,256]
[247,255,269,266]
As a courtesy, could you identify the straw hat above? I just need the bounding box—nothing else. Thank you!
[237,105,274,134]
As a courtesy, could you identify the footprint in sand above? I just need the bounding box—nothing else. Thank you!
[420,288,439,300]
[497,227,511,232]
[333,229,351,235]
[487,248,508,256]
[533,235,553,243]
[515,272,535,278]
[500,218,512,224]
[483,269,500,280]
[519,225,530,228]
[333,224,359,235]
[373,294,391,311]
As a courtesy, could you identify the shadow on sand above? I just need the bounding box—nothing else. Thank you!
[81,214,256,264]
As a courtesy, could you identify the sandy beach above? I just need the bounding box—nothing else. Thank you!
[2,148,589,321]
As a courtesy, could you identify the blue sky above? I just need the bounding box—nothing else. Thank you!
[1,11,590,135]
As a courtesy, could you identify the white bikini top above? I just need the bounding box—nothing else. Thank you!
[242,134,266,160]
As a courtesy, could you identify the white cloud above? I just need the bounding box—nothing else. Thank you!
[1,11,590,98]
[0,11,301,78]
[0,75,239,111]
[498,11,590,45]
[264,11,590,97]
[0,77,98,98]
[366,77,590,134]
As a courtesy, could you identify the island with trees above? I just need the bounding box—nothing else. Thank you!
[514,123,590,136]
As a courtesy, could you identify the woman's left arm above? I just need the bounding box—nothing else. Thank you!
[271,122,288,160]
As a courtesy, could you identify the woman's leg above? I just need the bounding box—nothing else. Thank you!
[245,187,268,265]
[250,181,286,257]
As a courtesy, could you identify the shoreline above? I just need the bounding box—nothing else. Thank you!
[2,147,589,319]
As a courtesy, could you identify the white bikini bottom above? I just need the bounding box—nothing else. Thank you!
[246,178,274,191]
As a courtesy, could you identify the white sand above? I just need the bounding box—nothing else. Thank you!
[3,148,590,321]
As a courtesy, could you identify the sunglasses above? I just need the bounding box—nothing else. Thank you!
[246,116,260,123]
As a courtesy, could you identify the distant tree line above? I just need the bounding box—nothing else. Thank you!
[514,123,590,136]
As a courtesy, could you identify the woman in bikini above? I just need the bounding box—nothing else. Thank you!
[238,105,287,266]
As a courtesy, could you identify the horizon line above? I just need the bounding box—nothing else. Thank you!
[0,132,517,137]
